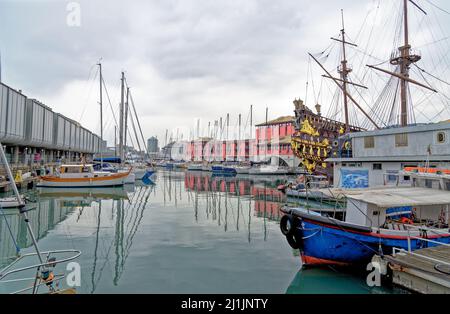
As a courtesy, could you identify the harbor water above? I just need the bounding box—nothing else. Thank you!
[0,170,398,294]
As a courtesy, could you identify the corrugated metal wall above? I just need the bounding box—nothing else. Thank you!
[0,82,101,153]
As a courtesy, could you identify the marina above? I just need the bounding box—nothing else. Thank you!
[0,0,450,300]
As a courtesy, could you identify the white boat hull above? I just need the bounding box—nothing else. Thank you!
[187,164,203,171]
[0,197,21,209]
[248,167,289,175]
[234,167,251,174]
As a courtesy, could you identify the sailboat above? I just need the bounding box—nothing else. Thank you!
[38,64,131,188]
[94,71,154,182]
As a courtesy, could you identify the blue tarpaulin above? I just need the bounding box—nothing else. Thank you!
[93,157,121,164]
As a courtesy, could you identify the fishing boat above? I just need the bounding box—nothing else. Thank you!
[37,164,130,188]
[281,187,450,266]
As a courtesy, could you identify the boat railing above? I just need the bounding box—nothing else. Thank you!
[393,227,450,269]
[0,249,81,294]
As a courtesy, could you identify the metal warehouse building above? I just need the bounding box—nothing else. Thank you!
[0,81,103,166]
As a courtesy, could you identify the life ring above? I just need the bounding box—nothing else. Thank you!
[280,214,297,236]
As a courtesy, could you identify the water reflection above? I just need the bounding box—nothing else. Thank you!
[182,171,290,243]
[1,171,385,293]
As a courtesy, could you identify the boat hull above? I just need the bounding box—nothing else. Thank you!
[0,197,21,209]
[187,165,203,171]
[128,168,155,181]
[288,209,450,266]
[248,167,289,175]
[37,172,128,188]
[212,166,236,175]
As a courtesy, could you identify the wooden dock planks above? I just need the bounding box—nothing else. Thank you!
[385,245,450,294]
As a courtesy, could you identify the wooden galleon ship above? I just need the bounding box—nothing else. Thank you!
[291,99,363,177]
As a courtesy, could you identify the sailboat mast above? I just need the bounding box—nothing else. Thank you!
[119,72,125,163]
[400,0,410,127]
[124,87,129,159]
[98,62,103,168]
[339,10,351,132]
[250,105,253,139]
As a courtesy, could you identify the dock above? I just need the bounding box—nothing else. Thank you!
[384,245,450,294]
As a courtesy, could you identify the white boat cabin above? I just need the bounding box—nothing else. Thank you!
[344,187,450,229]
[57,164,111,178]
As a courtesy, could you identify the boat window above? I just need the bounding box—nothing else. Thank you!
[364,136,375,149]
[395,133,408,147]
[65,167,81,174]
[437,132,446,144]
[82,167,90,173]
[373,163,382,170]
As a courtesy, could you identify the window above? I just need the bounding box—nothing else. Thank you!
[395,133,408,147]
[364,136,375,148]
[66,167,81,174]
[373,163,382,170]
[437,132,446,144]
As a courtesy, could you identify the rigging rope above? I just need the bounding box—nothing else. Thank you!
[0,207,20,256]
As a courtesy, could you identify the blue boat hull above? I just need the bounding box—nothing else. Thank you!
[211,166,236,175]
[290,212,450,266]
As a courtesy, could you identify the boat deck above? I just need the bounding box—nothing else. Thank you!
[384,245,450,294]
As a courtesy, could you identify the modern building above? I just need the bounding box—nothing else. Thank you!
[327,122,450,188]
[147,137,159,153]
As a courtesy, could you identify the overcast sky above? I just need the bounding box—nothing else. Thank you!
[1,0,449,148]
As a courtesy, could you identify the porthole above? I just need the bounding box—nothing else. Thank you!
[437,132,446,144]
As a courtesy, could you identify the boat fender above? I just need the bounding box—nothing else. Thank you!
[286,233,301,250]
[280,214,298,236]
[400,217,414,225]
[41,270,55,285]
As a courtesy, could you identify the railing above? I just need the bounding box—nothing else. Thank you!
[0,249,81,294]
[392,225,450,269]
